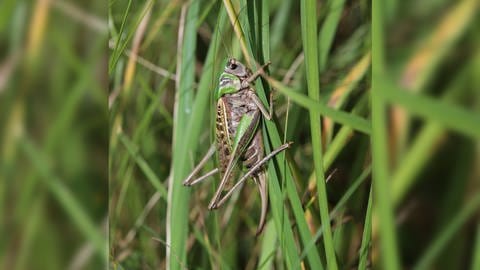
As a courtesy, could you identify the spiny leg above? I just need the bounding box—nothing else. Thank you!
[243,61,276,120]
[183,144,216,186]
[241,61,271,88]
[250,90,274,120]
[208,141,293,209]
[207,146,240,210]
[183,168,219,186]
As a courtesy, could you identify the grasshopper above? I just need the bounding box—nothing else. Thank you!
[183,58,292,235]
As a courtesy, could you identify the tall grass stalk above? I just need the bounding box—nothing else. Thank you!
[301,0,338,269]
[371,0,401,269]
[167,2,199,269]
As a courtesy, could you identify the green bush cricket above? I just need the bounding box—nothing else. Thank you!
[183,58,292,235]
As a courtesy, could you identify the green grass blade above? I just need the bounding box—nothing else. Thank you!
[110,0,154,73]
[256,0,323,267]
[167,2,199,269]
[301,1,338,269]
[235,1,324,268]
[109,0,133,72]
[182,7,228,261]
[389,60,474,205]
[223,0,253,66]
[413,194,480,270]
[270,0,293,52]
[13,196,44,270]
[390,123,442,204]
[284,168,324,269]
[323,93,370,169]
[267,78,371,134]
[358,186,373,270]
[257,221,276,269]
[400,0,478,92]
[300,166,371,261]
[118,133,168,199]
[20,138,107,262]
[379,79,480,139]
[257,0,323,270]
[318,0,346,71]
[372,0,401,269]
[264,161,302,269]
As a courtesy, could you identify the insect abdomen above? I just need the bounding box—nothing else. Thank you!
[242,130,264,173]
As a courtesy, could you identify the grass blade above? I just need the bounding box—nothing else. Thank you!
[358,186,373,270]
[379,79,480,139]
[372,0,401,269]
[300,166,371,260]
[257,221,276,269]
[413,194,480,270]
[118,133,168,200]
[167,2,199,269]
[21,138,107,262]
[267,77,371,134]
[235,1,324,268]
[301,1,338,269]
[318,0,346,71]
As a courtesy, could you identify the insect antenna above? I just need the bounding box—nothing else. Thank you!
[217,18,233,60]
[212,2,240,62]
[222,2,250,63]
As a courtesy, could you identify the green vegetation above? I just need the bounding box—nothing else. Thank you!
[1,0,478,269]
[109,0,371,269]
[372,0,480,269]
[0,1,107,269]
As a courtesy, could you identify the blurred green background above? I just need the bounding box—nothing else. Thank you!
[109,0,371,269]
[372,0,480,269]
[0,0,108,269]
[0,0,479,269]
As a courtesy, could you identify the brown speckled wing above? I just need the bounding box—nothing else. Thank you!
[215,98,232,179]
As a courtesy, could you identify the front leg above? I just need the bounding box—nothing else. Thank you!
[250,90,274,120]
[241,61,271,88]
